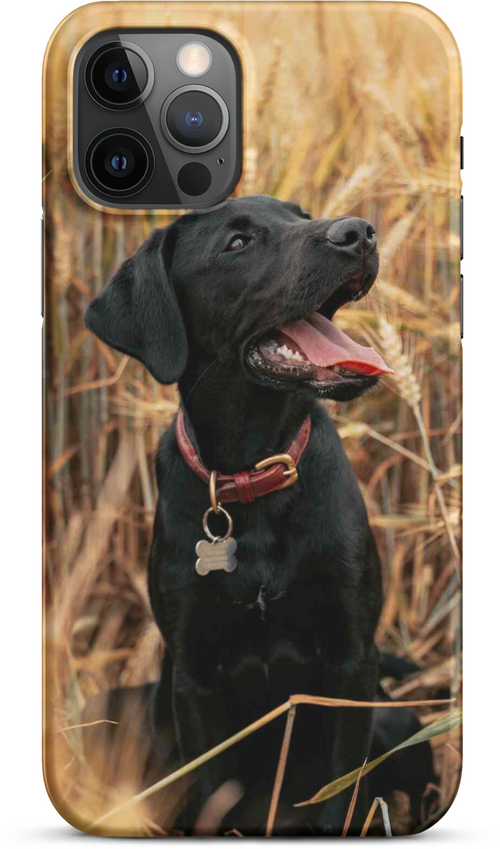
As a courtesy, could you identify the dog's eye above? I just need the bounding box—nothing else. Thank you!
[226,235,250,252]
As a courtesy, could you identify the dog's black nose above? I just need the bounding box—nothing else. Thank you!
[326,217,377,255]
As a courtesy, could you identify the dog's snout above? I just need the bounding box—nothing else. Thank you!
[326,217,377,255]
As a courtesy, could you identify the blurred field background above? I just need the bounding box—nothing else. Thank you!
[43,1,462,836]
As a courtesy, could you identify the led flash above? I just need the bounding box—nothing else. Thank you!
[177,43,212,77]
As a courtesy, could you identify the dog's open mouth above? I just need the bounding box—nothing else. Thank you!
[246,274,393,390]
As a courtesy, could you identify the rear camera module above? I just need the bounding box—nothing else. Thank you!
[85,129,154,198]
[161,85,229,153]
[85,41,154,110]
[75,29,242,207]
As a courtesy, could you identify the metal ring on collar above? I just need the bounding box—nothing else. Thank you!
[209,470,220,513]
[202,505,233,542]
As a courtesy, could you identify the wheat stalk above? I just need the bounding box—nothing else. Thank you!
[362,83,419,149]
[379,131,412,175]
[380,201,424,266]
[351,13,387,86]
[378,178,461,198]
[378,318,422,411]
[375,279,429,317]
[378,319,461,578]
[322,163,379,218]
[256,39,282,119]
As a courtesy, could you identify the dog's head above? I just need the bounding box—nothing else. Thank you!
[86,195,391,402]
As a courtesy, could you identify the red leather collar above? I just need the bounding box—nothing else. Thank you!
[175,408,311,505]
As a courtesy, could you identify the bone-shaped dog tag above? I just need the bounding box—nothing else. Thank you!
[195,537,238,576]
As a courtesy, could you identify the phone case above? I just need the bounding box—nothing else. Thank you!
[43,2,462,837]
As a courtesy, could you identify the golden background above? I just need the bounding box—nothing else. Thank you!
[43,2,462,835]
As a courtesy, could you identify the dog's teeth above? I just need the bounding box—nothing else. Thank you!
[262,339,279,356]
[271,343,304,363]
[276,344,295,360]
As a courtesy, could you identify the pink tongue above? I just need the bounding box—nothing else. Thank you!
[278,312,393,375]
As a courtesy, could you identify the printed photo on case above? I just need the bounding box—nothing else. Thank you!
[42,2,462,837]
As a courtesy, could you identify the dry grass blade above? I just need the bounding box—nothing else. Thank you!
[53,430,138,636]
[58,719,119,733]
[65,355,129,396]
[334,413,436,473]
[295,710,462,808]
[360,797,379,837]
[47,442,81,478]
[119,621,162,687]
[266,706,296,836]
[341,757,367,836]
[377,797,393,836]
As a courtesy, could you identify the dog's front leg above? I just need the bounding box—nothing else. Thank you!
[172,660,236,832]
[315,646,379,836]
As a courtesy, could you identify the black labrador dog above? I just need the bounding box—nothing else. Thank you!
[85,195,394,835]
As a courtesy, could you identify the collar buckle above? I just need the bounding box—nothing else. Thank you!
[254,453,299,490]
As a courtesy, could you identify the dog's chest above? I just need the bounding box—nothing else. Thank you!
[213,515,322,623]
[229,509,309,589]
[228,582,287,620]
[209,572,323,671]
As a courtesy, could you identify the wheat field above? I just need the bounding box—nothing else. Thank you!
[43,2,462,835]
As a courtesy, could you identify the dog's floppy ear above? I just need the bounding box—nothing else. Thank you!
[85,225,188,385]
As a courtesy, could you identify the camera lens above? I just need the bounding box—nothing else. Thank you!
[161,85,229,153]
[110,153,128,170]
[112,68,127,84]
[85,41,154,110]
[185,110,204,128]
[85,130,154,198]
[166,92,221,148]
